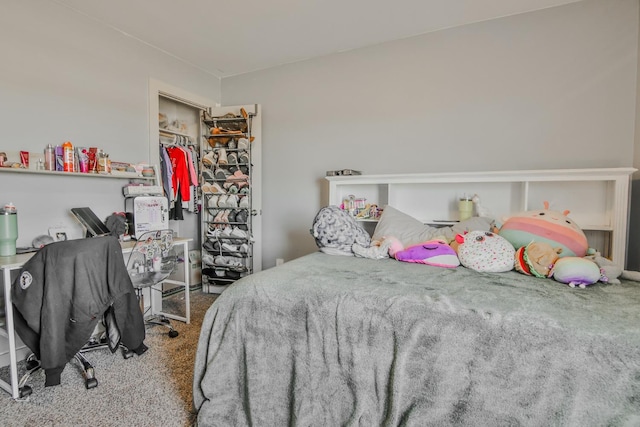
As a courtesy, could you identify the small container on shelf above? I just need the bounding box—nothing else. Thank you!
[44,144,55,171]
[458,194,473,221]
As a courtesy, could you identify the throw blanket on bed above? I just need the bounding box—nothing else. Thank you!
[193,252,640,426]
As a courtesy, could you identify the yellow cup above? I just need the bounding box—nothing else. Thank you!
[459,199,473,221]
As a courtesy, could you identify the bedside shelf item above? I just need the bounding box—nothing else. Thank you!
[326,169,362,177]
[327,168,636,265]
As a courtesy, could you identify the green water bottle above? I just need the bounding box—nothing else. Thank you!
[0,203,18,256]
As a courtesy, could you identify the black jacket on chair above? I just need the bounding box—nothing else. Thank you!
[12,236,147,386]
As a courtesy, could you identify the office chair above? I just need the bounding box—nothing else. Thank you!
[16,316,137,397]
[11,236,147,397]
[126,229,179,338]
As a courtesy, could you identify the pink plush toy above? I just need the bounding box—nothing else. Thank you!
[394,239,460,268]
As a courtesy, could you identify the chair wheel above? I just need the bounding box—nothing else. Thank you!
[123,349,135,359]
[19,386,32,398]
[168,330,179,338]
[85,378,98,389]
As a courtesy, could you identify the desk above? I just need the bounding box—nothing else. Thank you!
[0,237,191,399]
[0,252,33,399]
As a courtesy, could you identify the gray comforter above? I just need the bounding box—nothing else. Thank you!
[193,252,640,426]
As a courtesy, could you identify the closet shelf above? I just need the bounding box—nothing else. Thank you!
[159,128,192,138]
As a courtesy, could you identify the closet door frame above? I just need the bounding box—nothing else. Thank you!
[148,78,215,246]
[148,79,262,275]
[148,78,217,167]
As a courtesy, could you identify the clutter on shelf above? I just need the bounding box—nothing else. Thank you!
[326,169,362,177]
[0,143,147,177]
[339,195,381,219]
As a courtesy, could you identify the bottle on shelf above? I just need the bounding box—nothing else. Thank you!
[62,141,74,172]
[44,144,55,171]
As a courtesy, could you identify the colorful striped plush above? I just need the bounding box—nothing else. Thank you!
[550,257,601,288]
[498,202,588,257]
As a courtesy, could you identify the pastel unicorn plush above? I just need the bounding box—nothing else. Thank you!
[498,202,588,258]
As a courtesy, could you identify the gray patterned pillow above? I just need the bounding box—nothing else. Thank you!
[310,206,371,256]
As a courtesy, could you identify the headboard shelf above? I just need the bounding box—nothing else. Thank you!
[327,167,636,265]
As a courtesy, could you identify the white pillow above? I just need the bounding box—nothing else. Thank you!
[372,205,494,247]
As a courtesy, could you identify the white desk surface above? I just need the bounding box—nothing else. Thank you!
[0,252,36,270]
[0,237,192,267]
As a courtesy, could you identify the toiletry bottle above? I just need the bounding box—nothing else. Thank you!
[62,141,74,172]
[44,144,55,171]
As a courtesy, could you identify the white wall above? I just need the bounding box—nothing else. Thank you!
[221,0,639,268]
[1,0,637,269]
[0,1,220,247]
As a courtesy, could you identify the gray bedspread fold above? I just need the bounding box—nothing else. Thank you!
[193,252,640,426]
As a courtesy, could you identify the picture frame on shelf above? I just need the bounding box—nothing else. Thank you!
[48,227,71,242]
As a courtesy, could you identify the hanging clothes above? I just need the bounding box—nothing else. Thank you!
[170,186,184,220]
[184,145,198,213]
[185,148,198,187]
[159,145,174,202]
[192,145,201,212]
[167,146,191,203]
[160,134,199,217]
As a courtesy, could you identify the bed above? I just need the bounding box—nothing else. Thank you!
[193,251,640,426]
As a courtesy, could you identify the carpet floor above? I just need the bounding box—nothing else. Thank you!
[0,289,218,427]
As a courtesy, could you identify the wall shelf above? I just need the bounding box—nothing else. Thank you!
[0,167,151,180]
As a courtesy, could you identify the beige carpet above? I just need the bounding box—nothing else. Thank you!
[0,289,218,427]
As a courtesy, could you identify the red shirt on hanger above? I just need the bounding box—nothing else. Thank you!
[167,146,191,202]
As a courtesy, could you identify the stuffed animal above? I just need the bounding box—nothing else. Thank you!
[394,238,460,268]
[352,236,403,260]
[498,202,588,258]
[455,230,515,273]
[310,206,370,256]
[584,250,640,284]
[472,194,492,218]
[550,257,601,288]
[514,241,562,278]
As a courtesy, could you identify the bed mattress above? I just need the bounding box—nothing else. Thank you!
[193,252,640,426]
